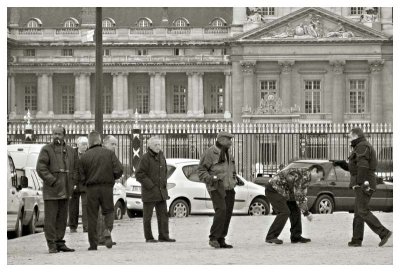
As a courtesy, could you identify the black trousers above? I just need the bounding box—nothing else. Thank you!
[143,201,170,240]
[266,186,302,240]
[352,187,389,243]
[86,184,114,247]
[44,199,68,248]
[68,191,88,230]
[209,189,235,242]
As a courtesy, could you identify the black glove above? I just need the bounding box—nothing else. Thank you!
[332,160,349,171]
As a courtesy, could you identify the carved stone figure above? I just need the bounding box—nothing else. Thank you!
[271,23,295,38]
[247,7,264,23]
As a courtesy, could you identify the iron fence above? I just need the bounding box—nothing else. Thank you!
[8,122,393,182]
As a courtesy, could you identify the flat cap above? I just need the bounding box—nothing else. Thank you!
[217,131,234,140]
[350,127,364,138]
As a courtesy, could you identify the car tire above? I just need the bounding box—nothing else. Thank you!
[23,211,37,235]
[248,197,270,216]
[114,201,124,220]
[314,195,334,214]
[15,216,23,238]
[127,209,143,218]
[169,199,190,218]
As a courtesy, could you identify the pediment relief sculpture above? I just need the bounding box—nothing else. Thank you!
[261,13,358,40]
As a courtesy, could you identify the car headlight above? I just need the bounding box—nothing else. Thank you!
[167,183,176,190]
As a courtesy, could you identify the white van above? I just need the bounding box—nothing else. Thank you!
[7,144,126,220]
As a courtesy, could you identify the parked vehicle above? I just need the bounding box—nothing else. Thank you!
[7,154,25,238]
[254,160,393,214]
[126,159,269,218]
[15,167,45,235]
[8,144,127,220]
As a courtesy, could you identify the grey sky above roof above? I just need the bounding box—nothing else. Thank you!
[9,7,233,27]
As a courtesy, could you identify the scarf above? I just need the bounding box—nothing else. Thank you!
[351,136,366,148]
[216,141,229,163]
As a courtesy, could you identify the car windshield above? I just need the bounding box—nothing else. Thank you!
[283,162,314,170]
[130,165,176,180]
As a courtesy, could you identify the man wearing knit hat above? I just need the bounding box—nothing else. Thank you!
[198,131,237,249]
[347,127,392,247]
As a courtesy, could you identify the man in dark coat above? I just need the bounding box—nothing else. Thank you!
[198,131,237,249]
[79,131,123,250]
[136,137,176,243]
[347,127,392,247]
[68,136,88,233]
[36,126,78,253]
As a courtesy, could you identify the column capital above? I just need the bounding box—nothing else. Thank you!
[330,60,346,74]
[81,72,91,77]
[186,71,195,76]
[159,72,166,76]
[240,61,256,74]
[111,72,119,77]
[36,72,51,77]
[73,72,82,77]
[120,72,129,76]
[195,72,204,76]
[368,59,385,73]
[278,60,295,73]
[149,72,156,76]
[8,72,16,77]
[224,71,232,76]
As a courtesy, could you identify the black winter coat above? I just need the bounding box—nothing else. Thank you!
[135,148,169,202]
[36,142,79,200]
[348,137,378,190]
[79,145,123,187]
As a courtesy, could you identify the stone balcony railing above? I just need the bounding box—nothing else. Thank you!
[344,113,371,122]
[8,26,232,41]
[10,55,231,65]
[299,113,333,122]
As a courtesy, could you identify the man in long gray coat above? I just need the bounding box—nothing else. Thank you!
[136,137,176,243]
[36,126,79,253]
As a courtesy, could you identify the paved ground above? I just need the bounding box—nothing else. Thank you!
[7,212,393,265]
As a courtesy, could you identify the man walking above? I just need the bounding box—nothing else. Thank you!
[68,136,88,233]
[265,165,322,244]
[97,135,119,247]
[347,127,392,247]
[198,131,237,249]
[136,137,176,243]
[79,131,123,250]
[36,126,78,253]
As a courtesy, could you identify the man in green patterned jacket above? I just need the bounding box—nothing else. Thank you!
[265,165,323,245]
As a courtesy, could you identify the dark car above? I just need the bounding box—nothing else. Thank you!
[254,160,393,214]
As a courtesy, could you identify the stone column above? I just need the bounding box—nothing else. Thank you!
[149,72,156,117]
[84,73,91,116]
[369,60,385,123]
[197,72,204,117]
[279,60,294,110]
[232,7,247,25]
[121,72,129,117]
[111,72,119,117]
[224,71,232,119]
[330,60,346,123]
[36,73,49,118]
[186,72,194,116]
[154,73,162,115]
[380,7,393,36]
[240,61,256,112]
[47,73,54,117]
[232,61,244,123]
[382,60,393,123]
[8,73,16,118]
[72,73,81,117]
[159,72,167,117]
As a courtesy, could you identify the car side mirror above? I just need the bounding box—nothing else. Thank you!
[236,177,245,186]
[20,176,29,189]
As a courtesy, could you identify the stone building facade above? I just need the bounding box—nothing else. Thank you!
[7,7,393,125]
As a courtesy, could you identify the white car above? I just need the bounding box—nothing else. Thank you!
[126,159,269,218]
[7,144,127,220]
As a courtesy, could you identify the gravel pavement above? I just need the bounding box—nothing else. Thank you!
[7,212,393,265]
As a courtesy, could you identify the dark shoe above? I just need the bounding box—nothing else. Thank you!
[291,237,311,243]
[379,231,392,247]
[48,248,58,254]
[219,242,233,248]
[146,239,158,243]
[70,228,77,233]
[209,240,221,248]
[88,246,97,251]
[266,238,283,244]
[99,241,117,246]
[348,241,362,247]
[159,238,176,242]
[104,230,113,249]
[57,245,75,252]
